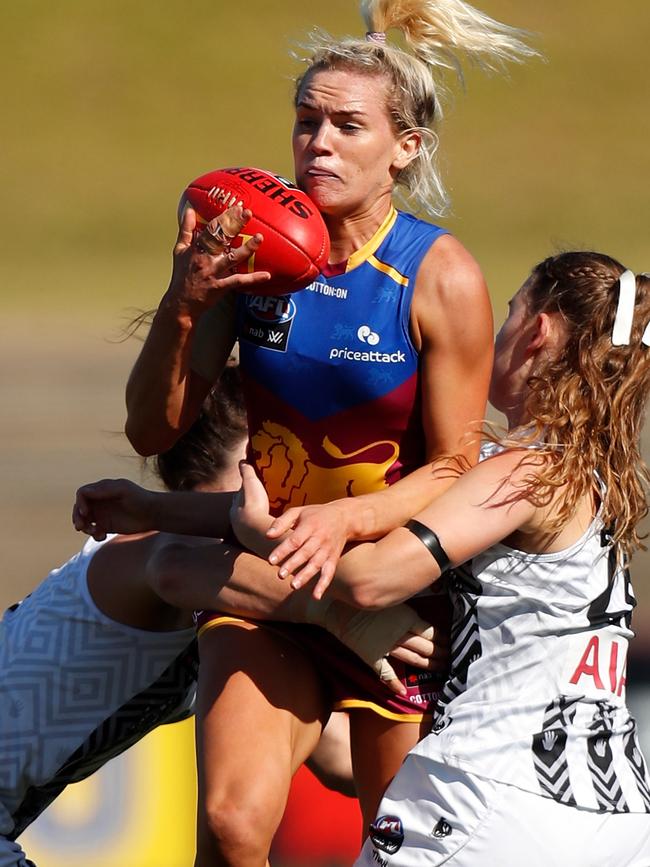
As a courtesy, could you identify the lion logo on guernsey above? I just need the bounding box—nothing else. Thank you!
[242,294,296,352]
[369,815,405,855]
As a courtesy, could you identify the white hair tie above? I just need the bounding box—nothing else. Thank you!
[612,270,637,346]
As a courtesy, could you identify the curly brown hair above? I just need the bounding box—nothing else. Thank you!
[505,252,650,563]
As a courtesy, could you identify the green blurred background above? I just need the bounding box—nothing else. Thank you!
[1,1,649,863]
[1,2,648,650]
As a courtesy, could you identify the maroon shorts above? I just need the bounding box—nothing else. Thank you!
[196,589,451,722]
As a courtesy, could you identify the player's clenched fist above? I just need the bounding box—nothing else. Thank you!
[72,478,157,540]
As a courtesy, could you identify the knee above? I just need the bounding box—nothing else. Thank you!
[200,789,279,863]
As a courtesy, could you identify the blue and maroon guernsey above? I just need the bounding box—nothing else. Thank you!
[236,206,448,515]
[213,206,452,720]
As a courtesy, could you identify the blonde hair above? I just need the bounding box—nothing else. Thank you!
[294,0,537,215]
[506,252,650,563]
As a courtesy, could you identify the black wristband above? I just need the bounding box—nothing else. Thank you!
[405,519,451,573]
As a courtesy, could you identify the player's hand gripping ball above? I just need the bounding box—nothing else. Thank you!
[181,167,330,296]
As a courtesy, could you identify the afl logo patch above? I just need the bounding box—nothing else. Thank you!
[242,294,296,352]
[369,815,404,854]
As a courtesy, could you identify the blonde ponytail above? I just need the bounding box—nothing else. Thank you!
[361,0,537,77]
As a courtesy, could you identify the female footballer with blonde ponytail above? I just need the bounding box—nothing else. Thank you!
[124,1,537,863]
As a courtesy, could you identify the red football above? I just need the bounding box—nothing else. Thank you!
[180,167,330,295]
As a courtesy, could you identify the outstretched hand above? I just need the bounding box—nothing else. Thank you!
[72,478,157,541]
[267,498,359,599]
[169,204,271,316]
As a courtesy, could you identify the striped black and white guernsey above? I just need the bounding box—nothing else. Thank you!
[414,465,650,814]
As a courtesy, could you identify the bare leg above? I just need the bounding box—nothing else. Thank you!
[195,623,328,866]
[306,711,356,797]
[349,710,428,837]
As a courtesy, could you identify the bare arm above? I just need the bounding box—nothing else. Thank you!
[333,449,538,609]
[124,205,269,455]
[267,234,494,595]
[73,478,236,540]
[144,537,444,693]
[229,455,532,609]
[86,531,310,631]
[74,481,442,690]
[410,234,493,471]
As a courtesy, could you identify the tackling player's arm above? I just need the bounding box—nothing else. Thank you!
[86,527,440,694]
[146,537,442,689]
[74,478,441,686]
[330,449,539,609]
[73,477,236,540]
[87,531,291,630]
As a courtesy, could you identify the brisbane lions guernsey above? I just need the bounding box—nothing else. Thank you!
[235,206,447,513]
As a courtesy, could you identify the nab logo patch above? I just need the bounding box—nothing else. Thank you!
[369,815,404,855]
[241,294,296,352]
